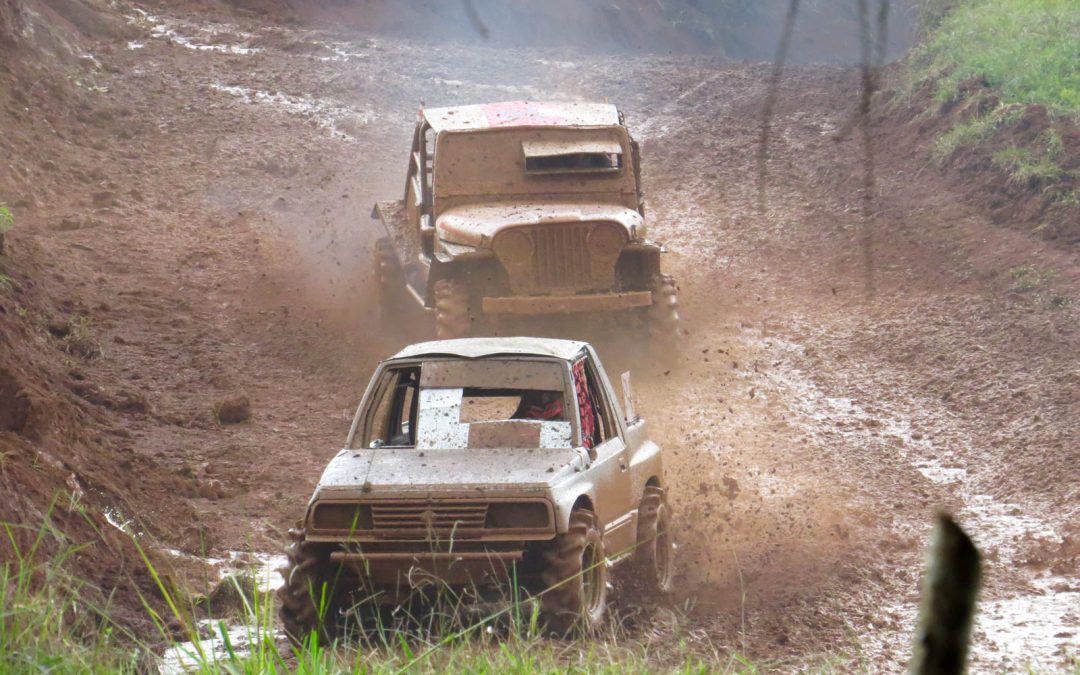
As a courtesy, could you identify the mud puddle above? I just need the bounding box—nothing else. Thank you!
[760,333,1078,670]
[159,550,288,673]
[208,83,373,140]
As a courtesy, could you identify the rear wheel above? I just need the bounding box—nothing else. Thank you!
[633,485,675,595]
[434,277,471,339]
[646,273,681,361]
[540,509,608,635]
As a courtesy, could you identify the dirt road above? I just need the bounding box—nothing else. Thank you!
[4,5,1076,671]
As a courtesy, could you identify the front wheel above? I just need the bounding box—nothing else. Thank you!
[276,527,340,646]
[646,273,681,361]
[433,277,471,339]
[540,509,608,636]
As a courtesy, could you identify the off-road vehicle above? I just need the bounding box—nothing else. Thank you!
[278,337,675,640]
[372,101,680,353]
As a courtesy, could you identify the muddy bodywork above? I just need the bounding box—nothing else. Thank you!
[372,101,675,330]
[298,337,665,597]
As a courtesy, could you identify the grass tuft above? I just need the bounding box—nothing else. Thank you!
[61,315,103,359]
[929,105,1023,164]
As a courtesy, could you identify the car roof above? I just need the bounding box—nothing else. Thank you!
[422,101,620,133]
[390,337,588,362]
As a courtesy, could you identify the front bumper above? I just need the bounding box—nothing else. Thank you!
[481,290,652,316]
[330,548,529,591]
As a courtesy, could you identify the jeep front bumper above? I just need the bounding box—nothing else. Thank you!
[481,291,652,315]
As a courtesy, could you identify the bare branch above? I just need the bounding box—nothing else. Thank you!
[756,0,801,216]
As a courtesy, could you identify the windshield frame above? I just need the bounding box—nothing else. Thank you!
[431,126,636,210]
[345,355,581,450]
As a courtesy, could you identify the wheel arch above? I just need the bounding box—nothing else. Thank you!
[553,490,596,533]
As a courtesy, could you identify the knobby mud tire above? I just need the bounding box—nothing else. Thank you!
[633,485,675,595]
[277,527,338,646]
[647,273,681,361]
[540,509,608,636]
[374,238,402,326]
[434,277,471,339]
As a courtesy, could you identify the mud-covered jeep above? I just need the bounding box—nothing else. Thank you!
[278,337,675,640]
[372,101,680,353]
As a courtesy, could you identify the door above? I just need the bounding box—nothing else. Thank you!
[572,355,635,556]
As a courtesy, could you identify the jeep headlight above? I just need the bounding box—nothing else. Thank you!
[586,223,625,261]
[485,502,551,529]
[311,502,373,531]
[494,229,534,265]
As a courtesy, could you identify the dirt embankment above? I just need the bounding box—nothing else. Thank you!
[0,0,197,636]
[881,74,1079,245]
[0,0,1076,669]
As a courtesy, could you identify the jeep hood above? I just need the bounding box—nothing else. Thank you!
[315,447,582,496]
[436,203,644,248]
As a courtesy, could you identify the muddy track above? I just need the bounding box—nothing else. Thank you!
[4,5,1077,671]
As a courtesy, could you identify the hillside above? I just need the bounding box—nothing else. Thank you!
[0,0,1076,671]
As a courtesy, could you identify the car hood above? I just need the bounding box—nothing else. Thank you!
[436,202,644,248]
[314,446,584,497]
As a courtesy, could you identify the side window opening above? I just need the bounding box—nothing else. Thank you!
[364,366,420,448]
[572,357,617,449]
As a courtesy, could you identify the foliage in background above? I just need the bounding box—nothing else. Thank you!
[909,0,1080,117]
[906,0,1079,242]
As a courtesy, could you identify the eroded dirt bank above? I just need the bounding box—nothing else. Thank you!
[0,3,1076,671]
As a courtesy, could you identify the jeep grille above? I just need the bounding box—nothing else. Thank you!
[494,222,624,295]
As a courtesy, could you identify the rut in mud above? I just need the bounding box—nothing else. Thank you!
[0,2,1076,671]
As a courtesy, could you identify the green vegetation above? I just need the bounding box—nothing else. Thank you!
[1,505,149,673]
[2,506,769,674]
[910,0,1078,240]
[0,203,11,255]
[61,315,103,359]
[1008,265,1072,309]
[929,104,1022,164]
[911,0,1080,118]
[1009,265,1053,292]
[992,130,1067,185]
[0,204,12,233]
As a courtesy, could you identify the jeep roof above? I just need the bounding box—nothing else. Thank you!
[422,101,621,133]
[392,336,588,361]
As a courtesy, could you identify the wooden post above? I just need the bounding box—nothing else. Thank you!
[910,513,981,675]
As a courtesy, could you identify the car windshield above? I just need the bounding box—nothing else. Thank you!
[359,358,577,450]
[415,359,572,450]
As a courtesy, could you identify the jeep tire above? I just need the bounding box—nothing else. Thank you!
[646,273,681,360]
[434,277,471,339]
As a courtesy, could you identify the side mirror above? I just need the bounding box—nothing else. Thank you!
[621,371,638,423]
[369,439,385,449]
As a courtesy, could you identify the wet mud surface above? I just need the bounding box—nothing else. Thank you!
[1,4,1077,671]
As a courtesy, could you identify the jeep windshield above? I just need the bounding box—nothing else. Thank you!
[358,359,575,450]
[432,127,636,202]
